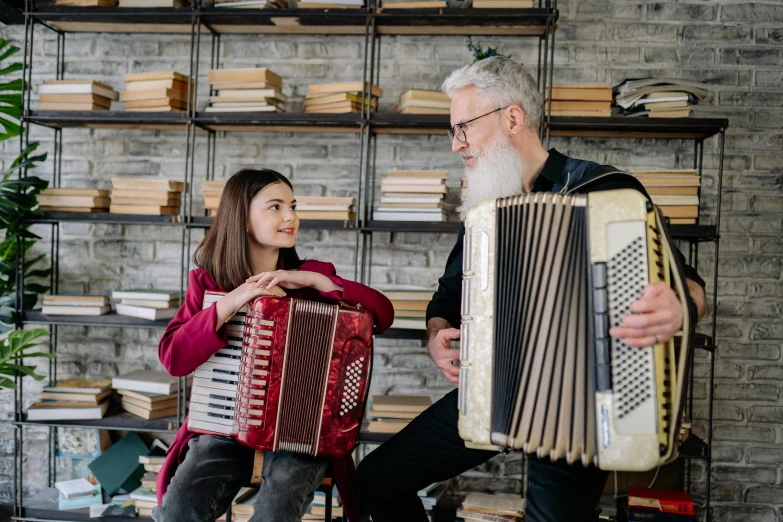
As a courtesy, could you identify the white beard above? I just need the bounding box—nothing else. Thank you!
[459,131,526,221]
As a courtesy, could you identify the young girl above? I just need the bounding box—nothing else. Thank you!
[153,169,394,522]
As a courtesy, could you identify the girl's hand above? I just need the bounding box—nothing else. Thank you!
[215,282,286,331]
[247,270,341,294]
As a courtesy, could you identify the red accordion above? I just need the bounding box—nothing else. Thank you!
[188,291,374,457]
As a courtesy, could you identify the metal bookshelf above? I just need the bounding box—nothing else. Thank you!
[9,0,725,519]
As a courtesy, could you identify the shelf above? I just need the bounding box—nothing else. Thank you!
[23,311,172,329]
[16,488,151,522]
[23,211,183,226]
[193,111,362,133]
[669,224,718,242]
[374,8,554,36]
[22,110,188,130]
[27,5,195,33]
[26,5,555,36]
[546,116,728,140]
[16,409,180,433]
[362,220,460,233]
[188,215,358,230]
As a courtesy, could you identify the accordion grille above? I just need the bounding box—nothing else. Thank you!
[275,300,339,454]
[607,236,654,419]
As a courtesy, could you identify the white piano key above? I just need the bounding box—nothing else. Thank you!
[188,417,233,435]
[193,374,238,392]
[189,409,234,427]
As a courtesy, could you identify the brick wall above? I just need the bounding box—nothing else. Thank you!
[1,1,781,519]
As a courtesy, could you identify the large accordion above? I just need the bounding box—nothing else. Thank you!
[188,292,374,457]
[458,189,692,471]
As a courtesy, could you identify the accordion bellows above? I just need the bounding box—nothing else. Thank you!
[189,293,374,457]
[458,189,691,471]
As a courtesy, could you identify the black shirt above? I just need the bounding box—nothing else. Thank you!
[425,149,705,328]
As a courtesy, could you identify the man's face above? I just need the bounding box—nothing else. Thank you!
[449,87,500,168]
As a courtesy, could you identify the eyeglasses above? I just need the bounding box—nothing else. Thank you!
[447,106,509,143]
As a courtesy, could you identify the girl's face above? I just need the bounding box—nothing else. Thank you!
[247,182,299,250]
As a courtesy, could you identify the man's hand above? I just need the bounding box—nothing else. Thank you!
[608,281,683,348]
[427,319,461,385]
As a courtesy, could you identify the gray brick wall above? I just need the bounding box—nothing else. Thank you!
[1,1,782,519]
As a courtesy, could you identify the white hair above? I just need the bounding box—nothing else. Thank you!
[441,56,542,132]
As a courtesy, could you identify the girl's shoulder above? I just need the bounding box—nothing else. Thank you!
[189,267,220,291]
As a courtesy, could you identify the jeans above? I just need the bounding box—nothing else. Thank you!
[153,435,327,522]
[357,389,608,522]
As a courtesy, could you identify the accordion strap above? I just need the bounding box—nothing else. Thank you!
[563,165,638,195]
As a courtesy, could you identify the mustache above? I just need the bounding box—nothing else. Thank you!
[460,149,479,161]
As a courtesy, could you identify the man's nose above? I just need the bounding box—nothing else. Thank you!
[451,136,467,154]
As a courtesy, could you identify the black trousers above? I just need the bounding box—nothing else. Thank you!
[357,389,608,522]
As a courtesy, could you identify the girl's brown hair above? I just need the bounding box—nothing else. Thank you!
[193,168,303,291]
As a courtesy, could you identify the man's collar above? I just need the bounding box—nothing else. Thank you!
[539,148,568,186]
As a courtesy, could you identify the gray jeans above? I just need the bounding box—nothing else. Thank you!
[152,435,327,522]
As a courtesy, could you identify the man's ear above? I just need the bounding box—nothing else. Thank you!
[507,105,526,136]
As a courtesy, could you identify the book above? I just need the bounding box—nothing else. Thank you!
[307,81,383,98]
[390,317,426,329]
[111,178,185,191]
[212,89,286,101]
[109,204,180,215]
[372,395,431,412]
[296,211,355,220]
[112,189,182,198]
[209,68,283,89]
[121,400,178,420]
[112,370,190,395]
[119,0,188,6]
[40,188,110,197]
[43,378,112,394]
[54,478,100,500]
[41,304,111,316]
[42,295,110,306]
[37,195,110,207]
[39,93,112,108]
[365,419,410,433]
[547,100,612,112]
[373,210,445,222]
[628,487,695,516]
[380,183,448,194]
[58,484,103,510]
[388,170,448,179]
[116,389,184,404]
[115,304,178,321]
[124,98,188,109]
[41,389,112,404]
[650,195,699,206]
[111,197,181,207]
[120,394,178,410]
[204,105,281,113]
[382,290,432,300]
[125,71,189,83]
[120,298,180,309]
[461,492,526,517]
[549,86,613,101]
[40,80,119,100]
[112,289,182,301]
[366,408,420,420]
[628,511,696,522]
[26,400,109,421]
[382,177,445,186]
[120,88,190,102]
[125,78,193,92]
[37,102,109,111]
[88,432,150,496]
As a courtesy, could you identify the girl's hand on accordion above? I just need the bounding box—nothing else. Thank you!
[247,270,341,294]
[608,281,684,348]
[215,282,287,330]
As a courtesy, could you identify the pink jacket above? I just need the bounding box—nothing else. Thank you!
[156,260,394,521]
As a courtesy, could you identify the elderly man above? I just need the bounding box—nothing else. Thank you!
[357,56,707,522]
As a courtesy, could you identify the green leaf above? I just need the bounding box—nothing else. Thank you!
[0,63,23,77]
[0,45,20,64]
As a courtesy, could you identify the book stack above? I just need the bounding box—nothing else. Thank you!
[119,0,188,5]
[217,488,259,521]
[303,486,343,521]
[627,487,695,521]
[614,79,709,119]
[202,179,226,215]
[395,89,450,115]
[38,80,118,111]
[129,485,159,517]
[457,492,526,522]
[365,395,431,434]
[547,83,613,117]
[304,82,382,114]
[629,169,700,224]
[38,188,110,213]
[42,295,111,316]
[207,68,286,113]
[112,289,181,321]
[115,388,185,420]
[375,171,448,222]
[54,479,103,511]
[121,71,193,112]
[383,290,431,330]
[297,0,363,8]
[472,0,532,7]
[419,482,447,521]
[27,379,112,421]
[112,370,191,420]
[213,0,287,8]
[296,196,356,221]
[110,178,184,215]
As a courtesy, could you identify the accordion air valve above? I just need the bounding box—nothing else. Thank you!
[458,189,691,471]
